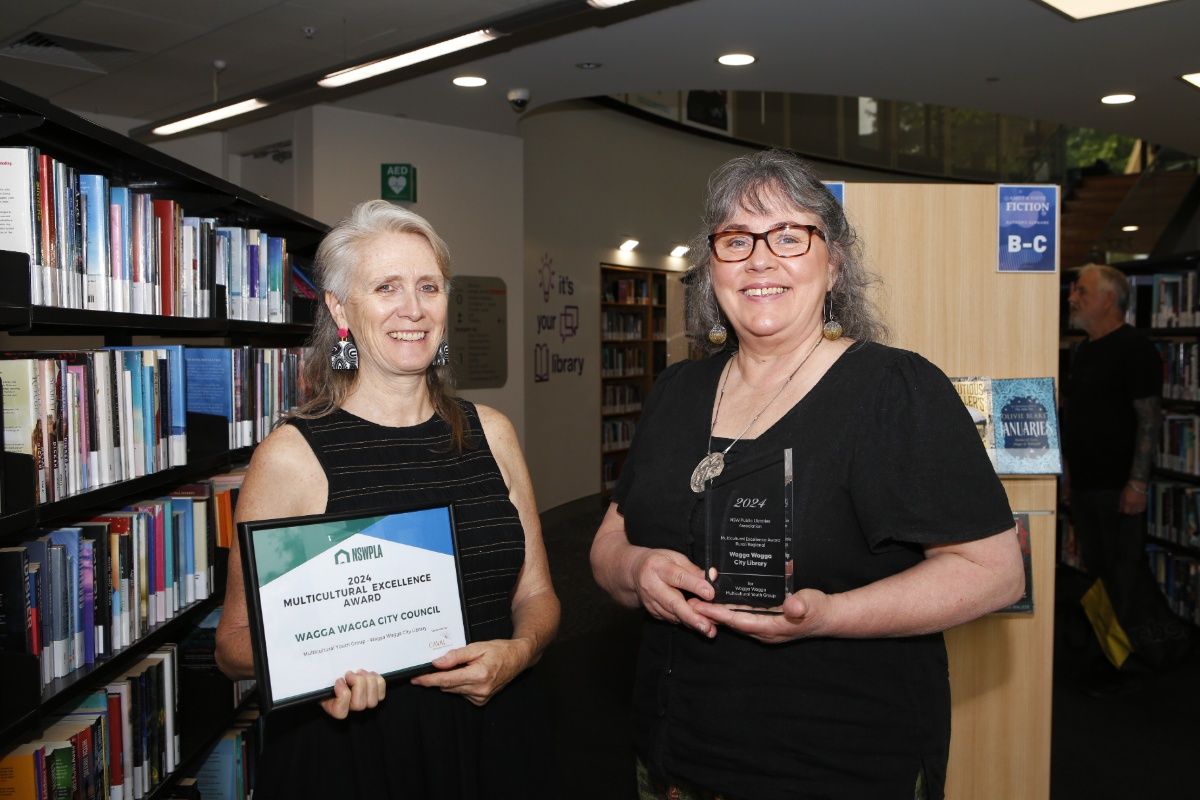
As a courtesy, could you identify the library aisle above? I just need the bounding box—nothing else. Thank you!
[537,497,1199,800]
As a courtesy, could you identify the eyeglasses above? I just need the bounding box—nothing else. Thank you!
[707,224,825,263]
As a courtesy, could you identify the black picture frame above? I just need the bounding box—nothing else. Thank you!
[237,502,470,713]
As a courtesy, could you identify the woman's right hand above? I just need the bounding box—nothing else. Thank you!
[320,669,387,720]
[630,548,717,637]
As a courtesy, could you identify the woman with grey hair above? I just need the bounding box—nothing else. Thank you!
[591,150,1023,799]
[216,200,558,798]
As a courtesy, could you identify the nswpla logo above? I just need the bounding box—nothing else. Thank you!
[333,544,384,565]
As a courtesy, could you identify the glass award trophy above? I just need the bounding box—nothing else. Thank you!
[701,447,794,610]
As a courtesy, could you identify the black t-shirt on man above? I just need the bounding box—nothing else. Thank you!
[1063,325,1161,491]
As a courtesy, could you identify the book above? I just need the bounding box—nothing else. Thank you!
[79,174,111,312]
[0,742,45,800]
[0,545,33,655]
[109,186,131,314]
[0,357,49,503]
[998,513,1034,614]
[950,377,994,467]
[0,145,42,306]
[991,378,1063,475]
[75,521,112,659]
[44,528,83,673]
[951,376,1062,475]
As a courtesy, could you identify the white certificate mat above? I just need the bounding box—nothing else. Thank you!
[239,504,469,712]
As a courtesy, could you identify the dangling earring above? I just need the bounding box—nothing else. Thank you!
[822,293,843,341]
[707,321,728,346]
[331,327,359,370]
[432,340,450,367]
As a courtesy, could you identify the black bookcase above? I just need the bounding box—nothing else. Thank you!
[1061,252,1200,628]
[0,78,322,792]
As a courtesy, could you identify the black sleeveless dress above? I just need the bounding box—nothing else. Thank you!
[252,401,551,800]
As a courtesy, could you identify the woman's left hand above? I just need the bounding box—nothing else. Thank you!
[689,588,833,644]
[410,638,534,706]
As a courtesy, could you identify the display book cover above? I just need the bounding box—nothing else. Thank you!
[994,512,1034,614]
[950,376,1062,475]
[237,502,470,713]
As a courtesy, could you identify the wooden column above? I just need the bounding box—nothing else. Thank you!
[846,183,1059,800]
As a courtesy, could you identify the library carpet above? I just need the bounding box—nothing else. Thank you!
[536,496,1200,800]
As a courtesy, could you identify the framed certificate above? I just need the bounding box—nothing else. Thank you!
[238,503,470,712]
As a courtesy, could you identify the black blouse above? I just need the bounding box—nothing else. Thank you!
[614,342,1013,800]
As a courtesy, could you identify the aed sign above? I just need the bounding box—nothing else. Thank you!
[997,184,1059,273]
[381,163,417,202]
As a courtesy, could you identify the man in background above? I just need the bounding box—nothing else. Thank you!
[1063,263,1189,690]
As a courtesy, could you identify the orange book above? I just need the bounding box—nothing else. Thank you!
[0,742,43,799]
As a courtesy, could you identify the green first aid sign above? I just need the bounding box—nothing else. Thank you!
[381,163,417,202]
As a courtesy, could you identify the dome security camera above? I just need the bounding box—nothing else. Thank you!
[506,88,530,113]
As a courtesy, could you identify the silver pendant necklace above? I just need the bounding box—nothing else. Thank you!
[689,336,823,493]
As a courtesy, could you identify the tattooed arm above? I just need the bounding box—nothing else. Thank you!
[1120,396,1161,514]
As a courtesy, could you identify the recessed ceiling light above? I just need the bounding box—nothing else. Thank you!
[717,53,756,67]
[453,76,487,87]
[1037,1,1171,19]
[588,0,636,7]
[670,245,690,258]
[152,98,268,135]
[619,239,639,252]
[575,61,603,70]
[1122,224,1140,232]
[1100,93,1136,104]
[1182,72,1200,88]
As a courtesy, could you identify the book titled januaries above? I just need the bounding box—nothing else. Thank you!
[951,376,1062,476]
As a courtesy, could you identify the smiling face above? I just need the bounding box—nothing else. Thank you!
[710,190,835,347]
[325,231,448,379]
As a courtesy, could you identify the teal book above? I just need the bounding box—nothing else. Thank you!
[992,377,1062,475]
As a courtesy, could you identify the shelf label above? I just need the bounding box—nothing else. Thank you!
[997,184,1059,273]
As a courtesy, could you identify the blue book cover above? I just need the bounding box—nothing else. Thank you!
[215,227,243,320]
[140,357,154,475]
[992,377,1062,475]
[45,527,82,672]
[110,187,132,292]
[80,539,94,665]
[78,174,110,311]
[160,345,186,466]
[184,348,234,448]
[170,499,194,605]
[195,734,236,800]
[246,241,259,304]
[267,236,284,322]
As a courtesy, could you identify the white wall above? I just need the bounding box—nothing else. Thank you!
[520,103,755,511]
[298,105,527,440]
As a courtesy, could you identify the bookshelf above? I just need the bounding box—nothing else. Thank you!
[599,264,669,495]
[0,79,320,795]
[1100,251,1200,626]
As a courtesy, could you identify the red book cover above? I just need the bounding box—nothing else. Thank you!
[105,691,124,789]
[151,200,177,317]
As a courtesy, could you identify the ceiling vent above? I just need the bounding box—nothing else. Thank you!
[0,32,131,73]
